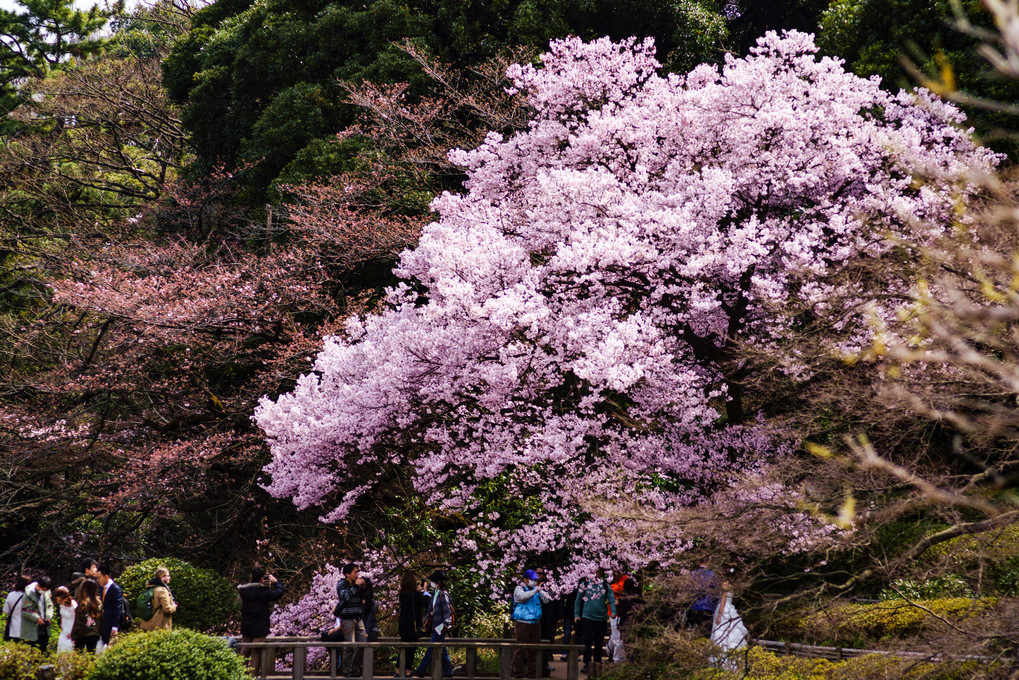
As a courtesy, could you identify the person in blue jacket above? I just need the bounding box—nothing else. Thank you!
[512,569,551,677]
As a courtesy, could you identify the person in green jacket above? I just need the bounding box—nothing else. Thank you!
[21,577,54,653]
[573,568,615,675]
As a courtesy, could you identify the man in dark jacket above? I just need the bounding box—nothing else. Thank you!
[336,563,367,677]
[97,564,123,647]
[238,567,284,678]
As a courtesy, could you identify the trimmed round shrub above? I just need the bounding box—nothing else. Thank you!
[87,628,247,680]
[119,557,237,632]
[0,641,44,680]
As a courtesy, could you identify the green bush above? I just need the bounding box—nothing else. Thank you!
[788,598,992,644]
[923,525,1019,565]
[119,557,237,632]
[87,629,247,680]
[878,575,972,600]
[0,641,44,680]
[990,556,1019,595]
[54,650,97,680]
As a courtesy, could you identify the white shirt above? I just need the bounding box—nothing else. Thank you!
[3,591,24,638]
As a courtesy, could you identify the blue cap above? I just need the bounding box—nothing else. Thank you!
[524,569,539,580]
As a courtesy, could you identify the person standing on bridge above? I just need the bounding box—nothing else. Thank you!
[336,563,369,678]
[512,568,551,678]
[573,567,615,676]
[413,571,454,678]
[238,566,283,678]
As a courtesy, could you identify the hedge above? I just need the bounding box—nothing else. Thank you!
[87,628,247,680]
[119,557,237,633]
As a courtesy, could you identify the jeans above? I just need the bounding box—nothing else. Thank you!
[415,628,453,677]
[341,618,367,676]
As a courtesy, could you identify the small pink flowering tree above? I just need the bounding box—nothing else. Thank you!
[256,32,996,583]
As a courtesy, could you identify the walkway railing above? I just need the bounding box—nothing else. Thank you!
[236,636,584,680]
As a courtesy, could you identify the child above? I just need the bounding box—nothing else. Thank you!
[53,586,77,654]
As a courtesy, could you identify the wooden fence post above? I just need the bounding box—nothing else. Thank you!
[567,647,579,680]
[259,647,270,680]
[432,641,443,680]
[466,646,477,679]
[293,646,307,680]
[500,644,512,680]
[361,646,374,680]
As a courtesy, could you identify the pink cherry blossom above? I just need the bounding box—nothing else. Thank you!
[256,32,997,581]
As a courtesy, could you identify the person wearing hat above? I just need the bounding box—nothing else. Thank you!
[512,568,551,677]
[413,571,454,678]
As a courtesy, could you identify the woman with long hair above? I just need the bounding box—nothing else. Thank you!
[396,572,430,676]
[71,578,102,652]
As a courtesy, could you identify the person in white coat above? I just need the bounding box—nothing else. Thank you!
[3,575,30,642]
[53,586,77,653]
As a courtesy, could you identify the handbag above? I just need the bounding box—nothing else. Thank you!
[3,594,24,641]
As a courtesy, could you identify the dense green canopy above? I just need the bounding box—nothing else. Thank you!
[817,0,1019,150]
[163,0,730,197]
[0,0,111,133]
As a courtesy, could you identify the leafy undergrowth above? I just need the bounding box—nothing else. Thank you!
[774,597,995,646]
[603,644,993,680]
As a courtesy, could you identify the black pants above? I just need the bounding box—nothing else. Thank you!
[398,631,419,673]
[32,625,49,654]
[74,635,100,652]
[579,618,607,665]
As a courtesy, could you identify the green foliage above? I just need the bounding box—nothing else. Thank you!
[878,575,973,600]
[816,0,1019,152]
[86,629,247,680]
[56,649,97,680]
[990,556,1019,596]
[0,0,112,130]
[0,641,44,680]
[784,598,993,644]
[165,0,729,200]
[119,558,238,633]
[923,524,1019,564]
[603,644,982,680]
[871,518,947,559]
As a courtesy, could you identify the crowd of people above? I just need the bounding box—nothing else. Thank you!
[2,558,176,655]
[4,557,734,679]
[309,563,651,678]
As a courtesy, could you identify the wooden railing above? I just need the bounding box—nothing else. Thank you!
[236,636,585,680]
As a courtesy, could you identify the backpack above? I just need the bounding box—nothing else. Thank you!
[119,592,134,631]
[135,587,156,622]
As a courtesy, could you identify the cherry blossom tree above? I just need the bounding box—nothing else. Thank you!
[256,31,997,584]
